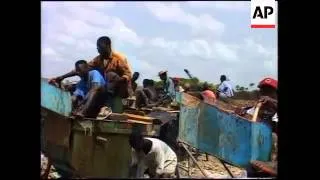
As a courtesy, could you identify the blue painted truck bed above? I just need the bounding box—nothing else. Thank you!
[176,92,272,167]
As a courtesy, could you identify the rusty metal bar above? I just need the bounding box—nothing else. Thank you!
[205,153,209,161]
[180,143,209,178]
[219,159,234,178]
[188,156,191,176]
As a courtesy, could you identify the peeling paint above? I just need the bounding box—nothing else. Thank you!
[177,92,272,167]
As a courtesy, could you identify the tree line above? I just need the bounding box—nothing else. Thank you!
[154,78,259,100]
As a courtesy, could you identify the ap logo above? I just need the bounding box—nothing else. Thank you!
[251,0,277,28]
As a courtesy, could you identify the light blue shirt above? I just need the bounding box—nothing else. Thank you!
[73,70,106,99]
[218,81,234,97]
[163,77,176,99]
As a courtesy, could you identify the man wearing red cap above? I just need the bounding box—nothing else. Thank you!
[239,77,278,177]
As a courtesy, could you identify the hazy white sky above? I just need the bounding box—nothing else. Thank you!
[41,1,277,87]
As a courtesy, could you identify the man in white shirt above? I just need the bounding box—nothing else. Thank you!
[217,75,234,99]
[129,133,177,178]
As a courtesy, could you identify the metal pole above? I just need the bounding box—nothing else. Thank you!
[219,159,234,178]
[180,143,209,178]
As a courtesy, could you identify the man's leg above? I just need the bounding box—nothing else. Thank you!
[71,95,79,110]
[135,89,148,108]
[160,159,177,178]
[219,93,230,103]
[78,87,106,118]
[112,95,124,113]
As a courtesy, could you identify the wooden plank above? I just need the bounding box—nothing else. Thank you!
[123,113,155,122]
[107,113,128,121]
[127,119,152,125]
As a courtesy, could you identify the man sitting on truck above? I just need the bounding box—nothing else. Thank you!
[135,79,158,108]
[129,133,178,178]
[158,71,176,106]
[51,60,106,118]
[49,36,132,113]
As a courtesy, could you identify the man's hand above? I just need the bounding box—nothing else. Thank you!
[259,96,277,110]
[259,96,275,105]
[48,77,63,87]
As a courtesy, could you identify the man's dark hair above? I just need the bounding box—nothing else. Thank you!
[220,75,227,82]
[75,60,87,68]
[149,79,155,86]
[143,79,155,87]
[132,72,140,82]
[161,72,167,76]
[129,133,144,149]
[97,36,111,47]
[143,79,148,87]
[203,82,209,90]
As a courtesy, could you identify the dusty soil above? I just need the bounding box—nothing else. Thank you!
[41,152,61,179]
[215,99,255,111]
[178,151,247,178]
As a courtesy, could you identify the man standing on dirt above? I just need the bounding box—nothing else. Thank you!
[49,36,132,113]
[129,133,178,178]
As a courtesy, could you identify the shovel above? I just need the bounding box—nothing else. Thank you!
[251,102,262,122]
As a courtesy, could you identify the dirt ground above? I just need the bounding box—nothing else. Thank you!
[177,150,247,178]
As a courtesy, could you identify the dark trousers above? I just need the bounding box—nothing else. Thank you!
[75,87,107,118]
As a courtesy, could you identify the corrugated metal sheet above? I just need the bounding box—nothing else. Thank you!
[176,92,272,167]
[41,78,72,117]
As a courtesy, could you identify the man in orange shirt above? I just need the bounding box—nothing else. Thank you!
[49,36,132,113]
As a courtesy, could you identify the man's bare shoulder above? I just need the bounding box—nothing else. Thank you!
[89,55,100,63]
[112,51,127,61]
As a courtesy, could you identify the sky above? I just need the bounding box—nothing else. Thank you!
[41,1,277,87]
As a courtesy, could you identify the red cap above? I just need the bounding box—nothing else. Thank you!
[258,78,277,89]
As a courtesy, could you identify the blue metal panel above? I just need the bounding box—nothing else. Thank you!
[179,105,199,146]
[41,79,72,116]
[251,123,272,162]
[177,92,272,167]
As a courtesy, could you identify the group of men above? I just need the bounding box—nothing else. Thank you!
[47,36,178,179]
[134,70,177,109]
[49,36,135,117]
[47,35,277,178]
